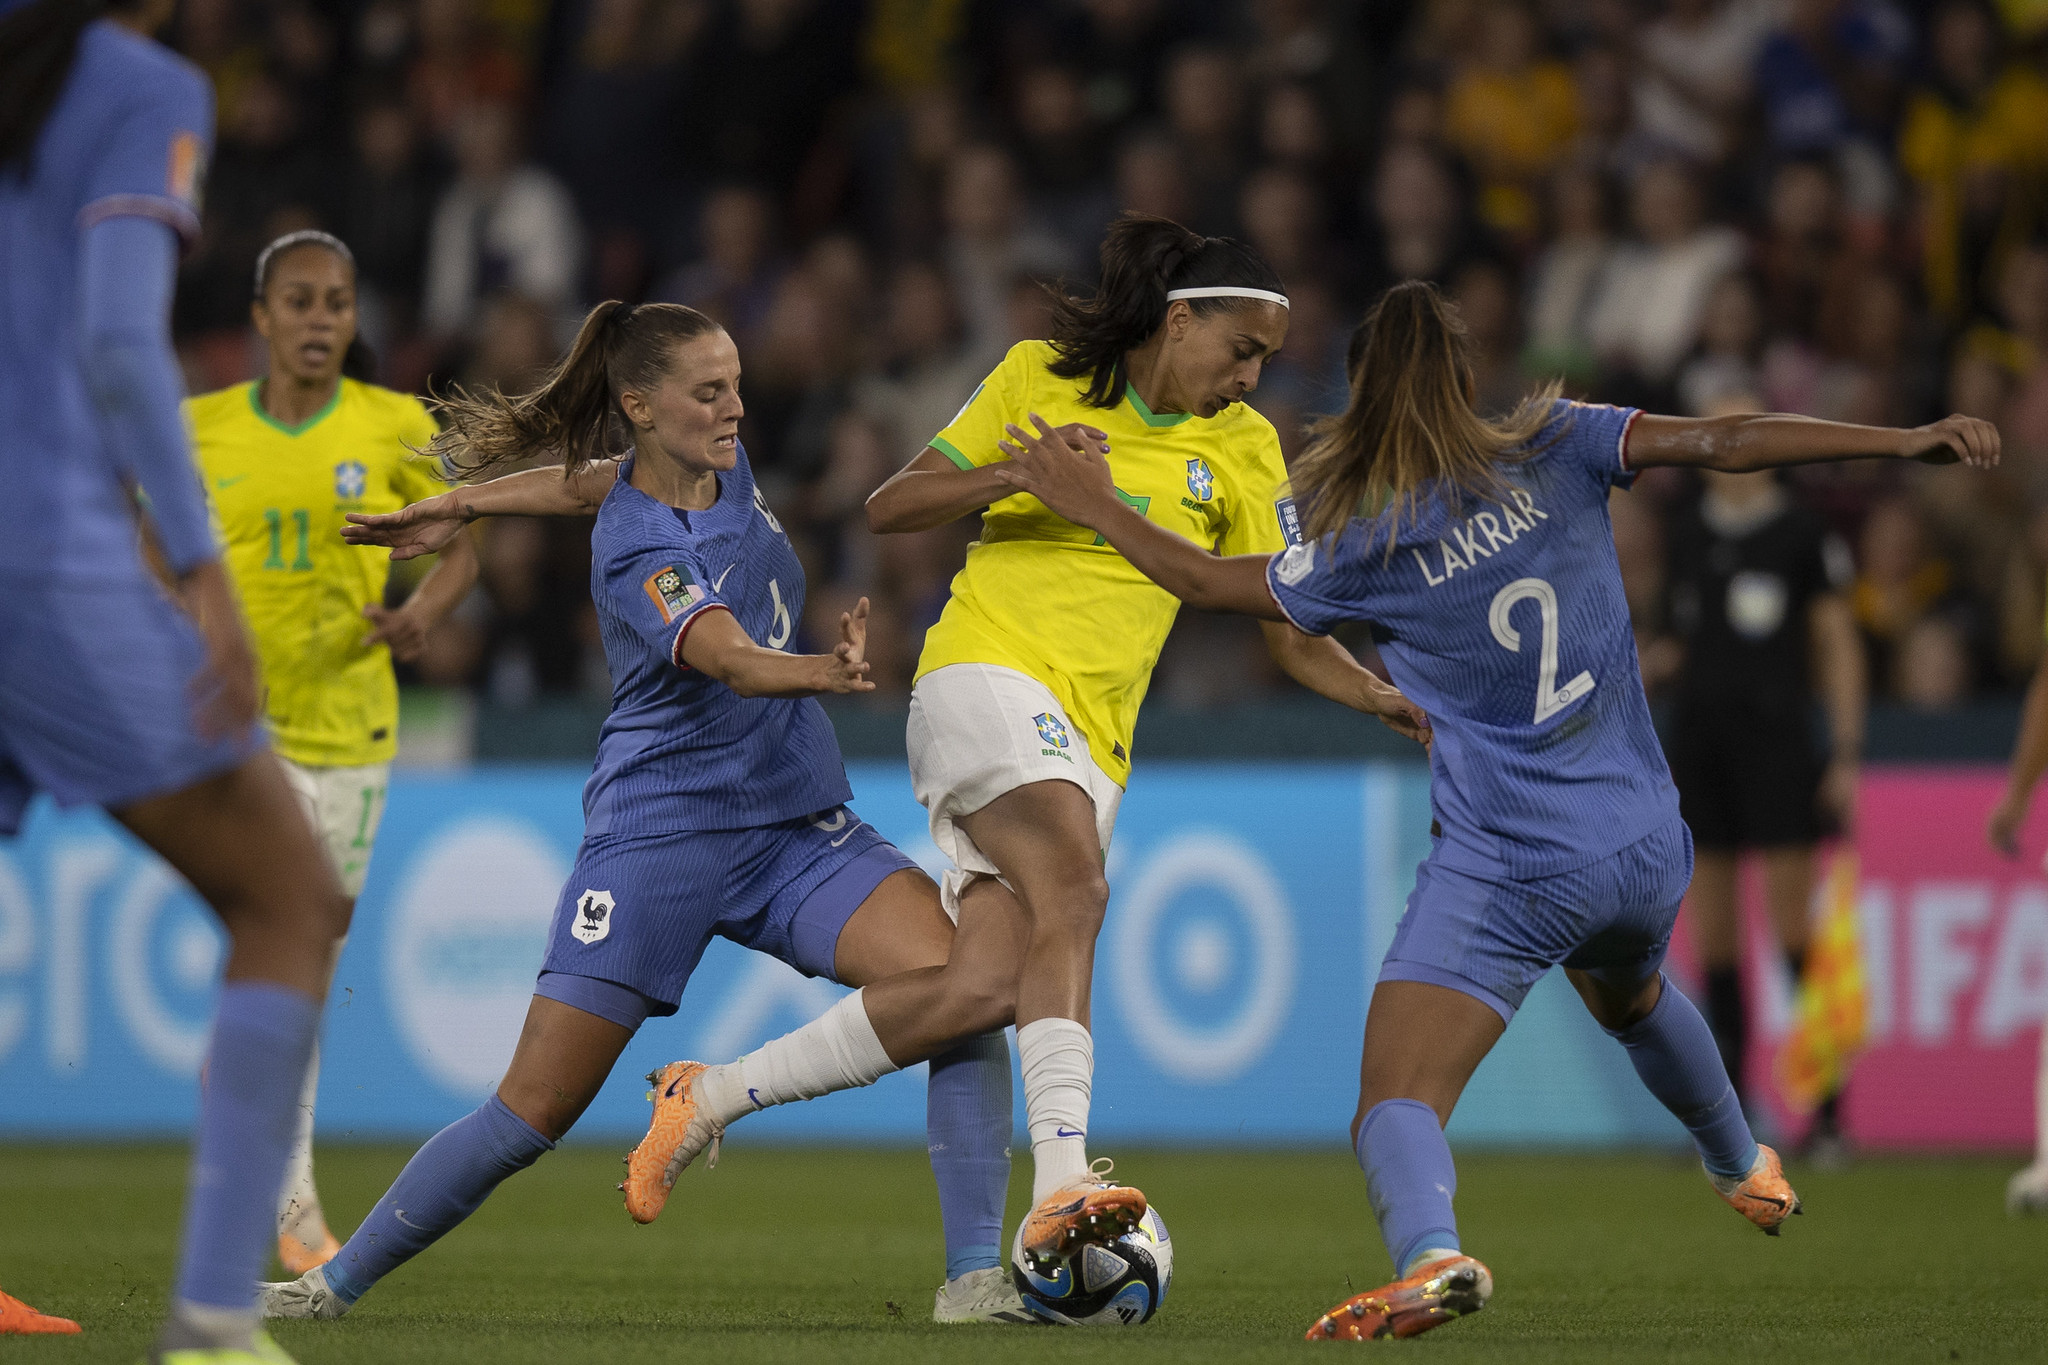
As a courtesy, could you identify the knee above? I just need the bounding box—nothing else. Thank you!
[934,964,1016,1037]
[1026,870,1109,941]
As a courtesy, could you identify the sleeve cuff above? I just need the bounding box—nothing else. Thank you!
[1264,557,1327,636]
[79,194,201,244]
[929,436,975,470]
[1617,409,1643,473]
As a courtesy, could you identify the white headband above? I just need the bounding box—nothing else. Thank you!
[1165,286,1290,308]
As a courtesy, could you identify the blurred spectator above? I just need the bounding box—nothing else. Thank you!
[339,98,442,328]
[1360,143,1483,296]
[1678,272,1767,416]
[1163,45,1252,235]
[410,0,528,140]
[1523,162,1617,386]
[1116,131,1195,224]
[1064,0,1183,132]
[1633,0,1778,165]
[1896,614,1975,707]
[651,186,785,352]
[856,261,983,461]
[941,145,1075,362]
[1896,0,2048,323]
[461,295,560,396]
[422,102,583,344]
[1450,258,1527,416]
[1238,166,1346,298]
[1444,0,1580,239]
[743,270,856,495]
[1752,0,1911,216]
[1754,157,1844,343]
[1008,62,1115,256]
[1853,494,1965,692]
[1585,160,1745,396]
[672,0,860,193]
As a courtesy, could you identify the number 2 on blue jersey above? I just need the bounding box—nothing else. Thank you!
[1489,577,1596,724]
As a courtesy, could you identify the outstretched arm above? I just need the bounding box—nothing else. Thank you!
[992,414,1284,618]
[865,424,1111,533]
[681,597,876,698]
[342,460,621,559]
[1626,411,2000,472]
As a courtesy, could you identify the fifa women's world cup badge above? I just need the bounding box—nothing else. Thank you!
[643,565,705,623]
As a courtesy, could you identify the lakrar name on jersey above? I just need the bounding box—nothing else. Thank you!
[1410,488,1552,589]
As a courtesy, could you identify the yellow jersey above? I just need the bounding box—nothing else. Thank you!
[917,340,1296,785]
[185,378,445,767]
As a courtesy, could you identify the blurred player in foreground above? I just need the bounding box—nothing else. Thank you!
[994,280,1999,1341]
[0,0,350,1358]
[186,229,479,1273]
[1985,598,2048,1214]
[264,302,1039,1325]
[865,214,1427,1260]
[1658,444,1865,1160]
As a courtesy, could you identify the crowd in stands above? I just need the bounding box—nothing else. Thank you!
[166,0,2048,719]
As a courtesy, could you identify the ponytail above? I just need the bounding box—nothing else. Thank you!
[426,301,720,480]
[1046,213,1286,408]
[1295,280,1560,546]
[0,0,106,174]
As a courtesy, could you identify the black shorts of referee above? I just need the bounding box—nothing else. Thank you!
[1664,701,1833,849]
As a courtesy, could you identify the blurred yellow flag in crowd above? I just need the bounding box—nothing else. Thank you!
[1776,850,1869,1114]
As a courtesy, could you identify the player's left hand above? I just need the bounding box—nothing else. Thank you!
[1902,414,2000,468]
[1359,676,1432,748]
[820,597,876,694]
[361,601,432,662]
[993,414,1116,528]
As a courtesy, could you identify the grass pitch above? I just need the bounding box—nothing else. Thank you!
[1,1143,2041,1363]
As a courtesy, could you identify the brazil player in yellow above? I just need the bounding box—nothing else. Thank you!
[185,231,479,1273]
[866,215,1430,1260]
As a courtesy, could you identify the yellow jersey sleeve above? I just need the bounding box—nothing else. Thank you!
[387,395,449,505]
[1215,416,1295,558]
[928,342,1037,470]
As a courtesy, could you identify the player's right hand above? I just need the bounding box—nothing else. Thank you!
[175,559,262,740]
[820,597,876,694]
[342,493,468,560]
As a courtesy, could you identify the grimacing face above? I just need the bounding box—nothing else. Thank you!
[620,329,745,473]
[1161,299,1289,418]
[253,245,357,386]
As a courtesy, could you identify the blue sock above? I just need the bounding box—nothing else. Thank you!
[175,981,320,1311]
[927,1031,1012,1280]
[1606,976,1758,1178]
[1356,1099,1460,1276]
[321,1094,555,1305]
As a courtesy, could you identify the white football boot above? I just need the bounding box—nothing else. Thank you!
[258,1265,350,1320]
[2007,1160,2048,1216]
[932,1266,1038,1324]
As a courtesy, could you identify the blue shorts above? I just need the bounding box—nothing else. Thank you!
[1379,817,1694,1024]
[0,577,256,835]
[534,805,919,1029]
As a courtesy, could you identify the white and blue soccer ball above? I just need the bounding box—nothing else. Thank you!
[1009,1205,1172,1326]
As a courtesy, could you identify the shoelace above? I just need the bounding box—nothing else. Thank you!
[1086,1156,1117,1183]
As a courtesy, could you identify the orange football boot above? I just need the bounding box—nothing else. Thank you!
[1018,1159,1147,1260]
[1305,1254,1493,1342]
[1710,1144,1803,1234]
[0,1288,80,1335]
[278,1228,341,1276]
[621,1060,722,1223]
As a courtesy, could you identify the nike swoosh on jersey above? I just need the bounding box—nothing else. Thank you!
[712,562,736,591]
[393,1208,428,1230]
[828,820,863,847]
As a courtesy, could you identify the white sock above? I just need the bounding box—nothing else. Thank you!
[1018,1017,1093,1201]
[2035,1023,2048,1165]
[276,1043,324,1240]
[699,989,899,1128]
[173,1299,259,1348]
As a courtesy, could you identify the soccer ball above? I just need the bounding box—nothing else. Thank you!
[1009,1205,1173,1326]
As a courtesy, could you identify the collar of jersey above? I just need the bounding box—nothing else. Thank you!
[248,381,342,438]
[617,453,735,528]
[1124,383,1192,427]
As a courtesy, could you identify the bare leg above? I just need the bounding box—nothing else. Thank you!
[832,870,1029,1063]
[495,996,636,1141]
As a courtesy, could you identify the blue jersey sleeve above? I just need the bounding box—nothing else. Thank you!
[77,53,213,242]
[1537,399,1642,492]
[1266,530,1376,637]
[611,542,727,669]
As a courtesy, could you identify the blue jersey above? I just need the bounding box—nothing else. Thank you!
[1268,400,1680,879]
[582,445,851,836]
[0,20,212,582]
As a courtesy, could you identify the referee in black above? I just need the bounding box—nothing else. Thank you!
[1660,453,1867,1162]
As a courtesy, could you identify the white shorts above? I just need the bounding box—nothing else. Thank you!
[907,663,1123,916]
[279,757,390,898]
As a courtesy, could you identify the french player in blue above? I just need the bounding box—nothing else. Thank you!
[0,0,352,1359]
[992,280,2001,1342]
[263,300,1039,1325]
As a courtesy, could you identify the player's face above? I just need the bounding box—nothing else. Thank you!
[630,330,745,473]
[1164,300,1288,418]
[253,247,357,385]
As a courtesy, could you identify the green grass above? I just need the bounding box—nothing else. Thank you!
[2,1144,2043,1362]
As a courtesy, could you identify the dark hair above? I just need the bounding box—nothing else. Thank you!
[1299,281,1560,545]
[250,229,379,382]
[427,301,721,479]
[0,0,106,174]
[1045,213,1286,408]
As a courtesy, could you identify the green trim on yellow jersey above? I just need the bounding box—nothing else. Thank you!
[187,377,445,767]
[914,340,1292,786]
[247,379,343,438]
[1122,383,1192,427]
